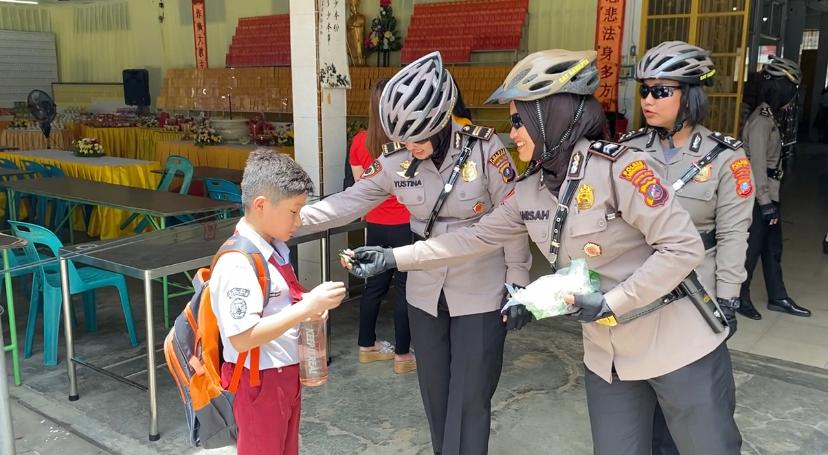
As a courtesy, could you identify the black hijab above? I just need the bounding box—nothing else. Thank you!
[515,94,606,195]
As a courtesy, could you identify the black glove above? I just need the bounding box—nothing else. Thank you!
[759,203,778,223]
[717,297,739,341]
[348,246,396,279]
[567,292,613,323]
[501,284,535,331]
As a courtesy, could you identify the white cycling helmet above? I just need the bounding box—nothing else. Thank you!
[484,49,599,104]
[636,41,716,85]
[379,51,457,143]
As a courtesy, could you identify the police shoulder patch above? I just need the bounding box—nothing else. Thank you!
[362,159,383,179]
[588,140,630,161]
[618,127,648,143]
[459,123,495,141]
[382,141,406,156]
[708,132,743,150]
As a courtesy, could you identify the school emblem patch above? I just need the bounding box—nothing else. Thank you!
[729,158,754,198]
[230,298,247,320]
[488,148,516,183]
[620,160,669,207]
[362,160,382,179]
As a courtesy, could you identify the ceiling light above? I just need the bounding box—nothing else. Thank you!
[0,0,40,4]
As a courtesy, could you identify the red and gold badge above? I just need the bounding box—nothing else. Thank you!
[620,160,669,207]
[473,201,486,214]
[729,158,754,198]
[488,148,516,183]
[362,160,382,179]
[583,242,602,257]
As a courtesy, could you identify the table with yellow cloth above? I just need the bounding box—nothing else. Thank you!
[78,126,185,161]
[0,149,160,239]
[0,128,75,150]
[156,141,295,170]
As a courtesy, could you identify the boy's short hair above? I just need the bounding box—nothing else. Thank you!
[241,149,314,209]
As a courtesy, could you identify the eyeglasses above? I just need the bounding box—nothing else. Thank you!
[639,84,681,100]
[509,113,524,129]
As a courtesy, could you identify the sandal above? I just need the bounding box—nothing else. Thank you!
[359,340,395,363]
[394,358,417,375]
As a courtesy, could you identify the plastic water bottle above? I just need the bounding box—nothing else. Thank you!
[298,318,328,386]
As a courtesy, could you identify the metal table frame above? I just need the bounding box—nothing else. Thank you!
[59,219,365,441]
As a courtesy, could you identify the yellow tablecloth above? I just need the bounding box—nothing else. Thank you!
[0,149,160,239]
[0,128,74,150]
[156,141,294,170]
[78,126,185,161]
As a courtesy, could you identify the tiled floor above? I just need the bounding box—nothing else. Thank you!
[728,142,828,368]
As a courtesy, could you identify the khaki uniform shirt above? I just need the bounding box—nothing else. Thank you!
[742,102,782,204]
[394,138,724,383]
[622,125,755,300]
[300,119,531,317]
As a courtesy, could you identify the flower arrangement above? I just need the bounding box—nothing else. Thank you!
[365,0,402,55]
[192,122,223,146]
[273,129,294,147]
[246,113,273,138]
[74,138,105,157]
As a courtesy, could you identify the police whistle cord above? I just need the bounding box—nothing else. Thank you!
[547,154,590,272]
[422,136,478,238]
[0,211,229,278]
[672,143,727,192]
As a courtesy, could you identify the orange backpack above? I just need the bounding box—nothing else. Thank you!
[163,235,270,448]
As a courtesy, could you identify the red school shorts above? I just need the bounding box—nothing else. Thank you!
[220,362,301,455]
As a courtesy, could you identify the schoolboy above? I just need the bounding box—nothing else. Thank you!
[211,149,346,454]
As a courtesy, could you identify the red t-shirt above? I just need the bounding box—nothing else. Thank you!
[349,131,410,225]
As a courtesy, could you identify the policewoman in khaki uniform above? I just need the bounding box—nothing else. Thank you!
[300,52,531,455]
[344,50,741,455]
[623,41,754,455]
[739,57,811,319]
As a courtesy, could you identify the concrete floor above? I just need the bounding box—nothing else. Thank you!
[2,143,827,454]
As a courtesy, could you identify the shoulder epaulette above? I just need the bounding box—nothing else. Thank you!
[588,140,631,161]
[708,132,743,150]
[759,106,773,118]
[382,141,406,156]
[618,127,648,143]
[459,124,495,141]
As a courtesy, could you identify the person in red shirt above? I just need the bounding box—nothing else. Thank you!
[349,78,415,374]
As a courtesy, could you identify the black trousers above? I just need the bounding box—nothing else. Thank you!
[741,201,788,301]
[585,343,741,455]
[408,301,507,455]
[358,222,412,354]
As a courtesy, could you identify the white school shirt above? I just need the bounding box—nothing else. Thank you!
[210,218,299,369]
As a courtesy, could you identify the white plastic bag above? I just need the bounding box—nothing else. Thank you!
[503,259,599,320]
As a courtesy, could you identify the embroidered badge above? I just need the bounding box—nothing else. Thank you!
[230,298,247,320]
[620,160,669,207]
[227,288,250,299]
[576,184,594,210]
[693,163,712,183]
[362,160,382,179]
[568,151,584,177]
[473,201,486,214]
[584,242,602,257]
[729,158,754,198]
[461,160,478,182]
[488,148,516,183]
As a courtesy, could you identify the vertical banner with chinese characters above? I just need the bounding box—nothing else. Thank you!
[319,0,351,88]
[594,0,625,112]
[192,0,208,69]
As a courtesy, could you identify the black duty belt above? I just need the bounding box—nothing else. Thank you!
[422,136,478,239]
[767,168,784,180]
[700,229,717,250]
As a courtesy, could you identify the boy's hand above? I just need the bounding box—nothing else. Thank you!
[302,281,346,317]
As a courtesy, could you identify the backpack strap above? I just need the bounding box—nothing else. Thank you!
[213,235,271,391]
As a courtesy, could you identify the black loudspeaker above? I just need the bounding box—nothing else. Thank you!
[122,69,150,106]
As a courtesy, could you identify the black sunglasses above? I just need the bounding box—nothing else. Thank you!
[509,112,524,129]
[639,84,681,100]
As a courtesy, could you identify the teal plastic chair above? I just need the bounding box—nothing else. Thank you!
[9,221,139,366]
[203,178,242,219]
[0,158,18,169]
[121,155,194,232]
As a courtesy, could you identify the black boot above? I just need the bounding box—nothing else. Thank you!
[768,298,811,317]
[736,299,762,320]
